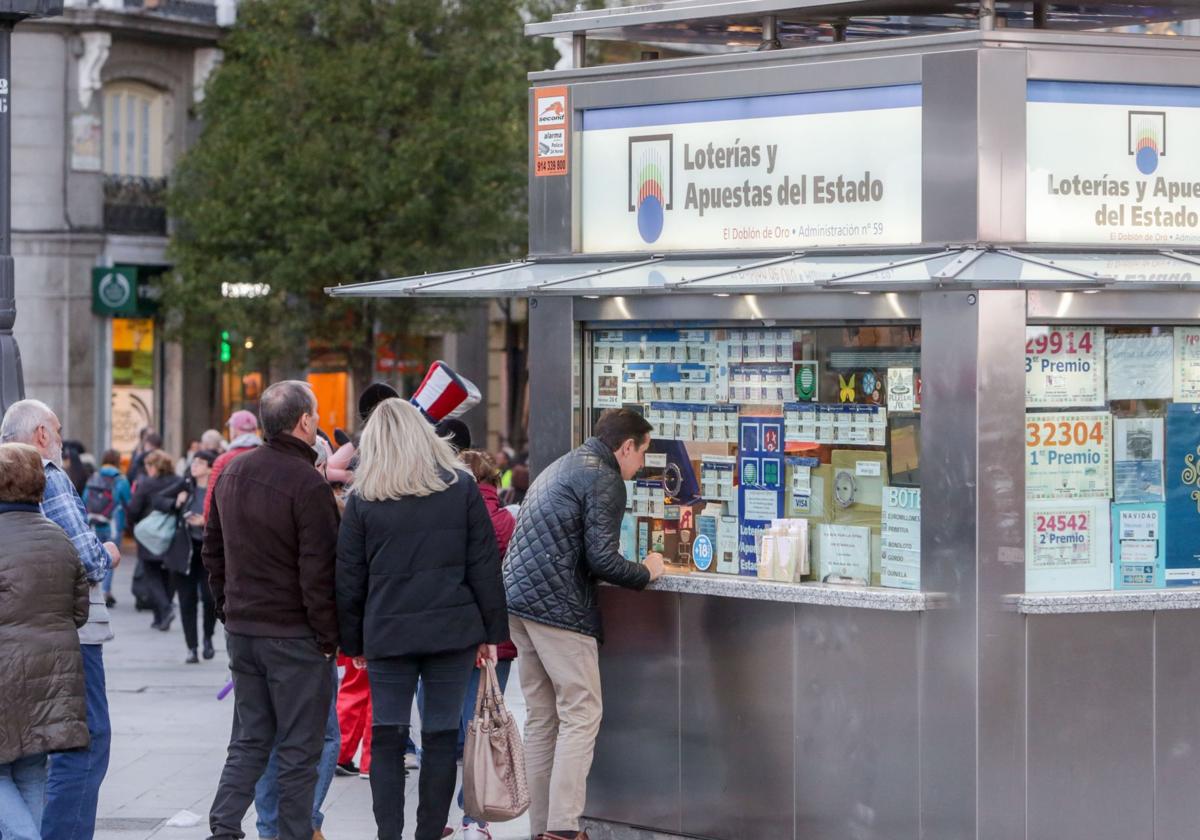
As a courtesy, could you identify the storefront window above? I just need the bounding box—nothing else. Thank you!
[1024,325,1199,592]
[587,325,921,588]
[110,318,155,458]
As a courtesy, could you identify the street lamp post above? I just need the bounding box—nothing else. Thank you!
[0,0,62,414]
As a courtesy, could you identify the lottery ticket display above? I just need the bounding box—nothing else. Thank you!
[588,325,922,588]
[1024,324,1193,591]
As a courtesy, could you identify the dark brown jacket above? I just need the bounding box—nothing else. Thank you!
[0,504,90,764]
[202,433,340,653]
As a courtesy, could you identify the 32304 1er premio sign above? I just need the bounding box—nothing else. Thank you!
[1027,81,1200,244]
[1026,411,1112,500]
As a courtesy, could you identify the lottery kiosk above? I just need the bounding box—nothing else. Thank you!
[329,4,1200,839]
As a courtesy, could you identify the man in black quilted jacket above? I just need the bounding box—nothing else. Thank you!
[504,408,665,840]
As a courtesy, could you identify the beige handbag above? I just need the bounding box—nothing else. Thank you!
[463,659,530,822]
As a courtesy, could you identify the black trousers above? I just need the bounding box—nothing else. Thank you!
[137,558,172,625]
[368,647,476,840]
[171,540,216,650]
[208,632,333,840]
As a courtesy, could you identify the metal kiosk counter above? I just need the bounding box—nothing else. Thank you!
[330,5,1200,839]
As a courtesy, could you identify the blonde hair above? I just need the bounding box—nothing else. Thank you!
[352,398,461,500]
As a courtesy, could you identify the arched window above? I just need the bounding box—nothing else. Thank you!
[103,81,166,178]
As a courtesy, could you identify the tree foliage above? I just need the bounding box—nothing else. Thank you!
[166,0,563,380]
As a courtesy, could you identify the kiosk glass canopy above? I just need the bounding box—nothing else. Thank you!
[326,249,1200,299]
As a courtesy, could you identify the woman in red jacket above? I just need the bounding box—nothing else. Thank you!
[451,450,517,840]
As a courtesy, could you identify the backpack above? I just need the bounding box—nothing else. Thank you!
[85,471,118,524]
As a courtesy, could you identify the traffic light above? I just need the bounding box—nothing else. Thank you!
[219,330,231,363]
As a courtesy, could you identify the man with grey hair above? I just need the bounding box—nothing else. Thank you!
[203,380,340,840]
[201,428,226,453]
[0,399,122,840]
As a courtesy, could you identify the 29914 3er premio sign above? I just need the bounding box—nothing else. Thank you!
[1027,81,1200,244]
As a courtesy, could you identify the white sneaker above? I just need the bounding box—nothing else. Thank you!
[460,824,492,840]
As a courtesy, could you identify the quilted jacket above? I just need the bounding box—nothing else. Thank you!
[0,504,90,764]
[504,437,651,641]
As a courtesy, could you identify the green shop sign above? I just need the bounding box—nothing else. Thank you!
[91,265,162,317]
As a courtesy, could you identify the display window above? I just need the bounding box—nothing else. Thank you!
[586,324,922,589]
[1024,324,1200,592]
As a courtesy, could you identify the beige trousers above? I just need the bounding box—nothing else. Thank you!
[509,615,603,837]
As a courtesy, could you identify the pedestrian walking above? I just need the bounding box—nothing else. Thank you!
[83,449,132,609]
[203,380,339,840]
[504,408,666,840]
[0,399,121,840]
[0,443,90,840]
[204,409,262,519]
[159,449,218,663]
[126,429,161,486]
[336,398,508,840]
[448,449,518,840]
[128,449,184,632]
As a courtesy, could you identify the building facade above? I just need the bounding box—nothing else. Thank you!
[12,0,521,459]
[13,0,229,457]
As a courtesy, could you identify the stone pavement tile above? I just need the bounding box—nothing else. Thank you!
[99,557,533,840]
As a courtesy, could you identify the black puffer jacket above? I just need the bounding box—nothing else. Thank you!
[505,437,651,642]
[336,469,508,659]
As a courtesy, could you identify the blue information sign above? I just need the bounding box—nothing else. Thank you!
[692,534,714,572]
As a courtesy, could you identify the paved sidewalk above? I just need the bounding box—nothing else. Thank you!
[96,557,532,840]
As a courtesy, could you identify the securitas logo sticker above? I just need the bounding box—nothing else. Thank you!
[628,134,673,243]
[537,96,566,126]
[1129,110,1166,175]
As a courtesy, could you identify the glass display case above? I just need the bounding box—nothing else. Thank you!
[1025,324,1200,592]
[586,324,922,588]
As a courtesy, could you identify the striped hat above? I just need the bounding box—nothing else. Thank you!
[410,361,480,423]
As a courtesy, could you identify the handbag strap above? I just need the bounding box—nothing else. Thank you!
[474,659,490,719]
[485,658,507,717]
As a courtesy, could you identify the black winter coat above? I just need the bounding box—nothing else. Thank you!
[504,437,651,642]
[128,474,186,562]
[335,469,508,659]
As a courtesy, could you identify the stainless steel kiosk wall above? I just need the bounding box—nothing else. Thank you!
[522,31,1200,840]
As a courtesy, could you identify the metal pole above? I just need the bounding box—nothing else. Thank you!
[572,32,585,69]
[1033,1,1048,28]
[979,0,996,30]
[833,21,848,41]
[757,14,782,50]
[0,20,22,414]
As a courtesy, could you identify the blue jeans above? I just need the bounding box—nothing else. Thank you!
[0,754,48,840]
[43,644,110,840]
[457,660,512,828]
[255,663,340,837]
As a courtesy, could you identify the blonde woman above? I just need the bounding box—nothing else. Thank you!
[336,398,508,840]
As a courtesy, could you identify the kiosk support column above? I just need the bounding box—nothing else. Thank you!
[527,295,576,476]
[920,290,1027,840]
